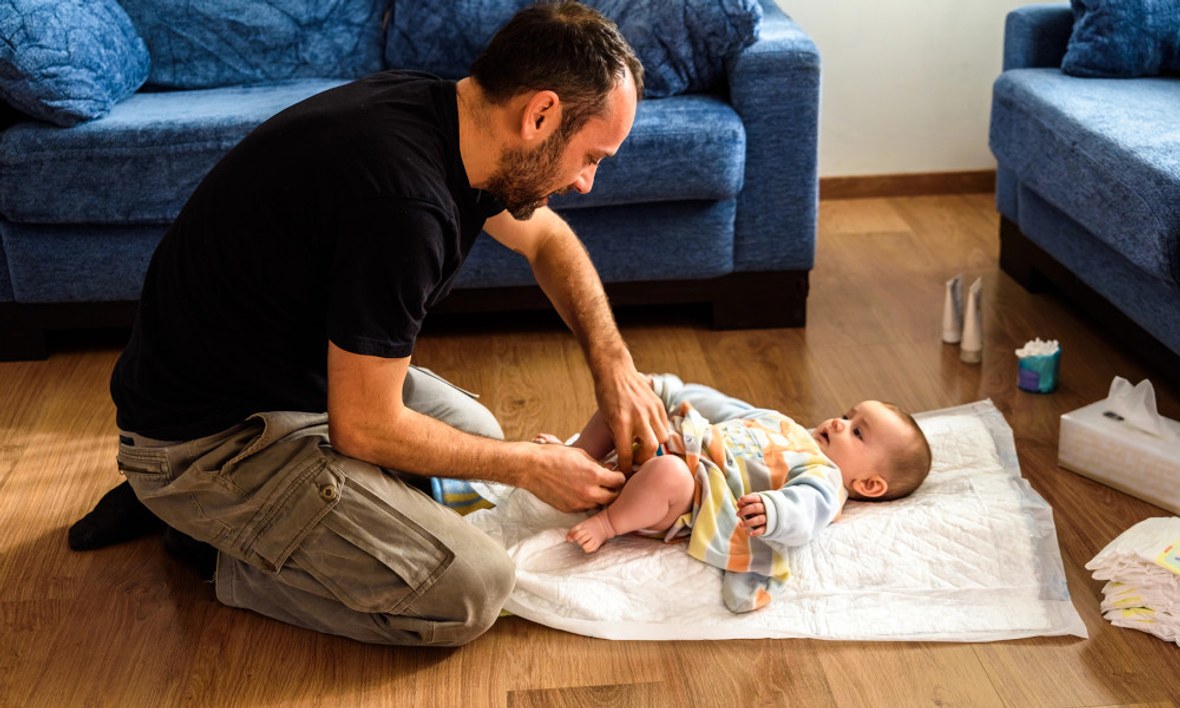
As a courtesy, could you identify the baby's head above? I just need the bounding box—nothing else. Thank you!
[811,400,931,501]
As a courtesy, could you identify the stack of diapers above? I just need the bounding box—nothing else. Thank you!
[464,400,1088,642]
[1086,516,1180,646]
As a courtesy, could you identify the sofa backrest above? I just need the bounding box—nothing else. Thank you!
[118,0,393,89]
[0,0,766,128]
[385,0,763,98]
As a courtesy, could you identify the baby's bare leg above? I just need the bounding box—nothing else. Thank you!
[569,409,615,460]
[567,455,694,553]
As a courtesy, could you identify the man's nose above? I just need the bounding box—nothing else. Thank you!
[572,163,598,194]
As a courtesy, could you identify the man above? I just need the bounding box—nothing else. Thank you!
[75,2,669,647]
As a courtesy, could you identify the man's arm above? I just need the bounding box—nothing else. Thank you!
[483,208,668,471]
[326,341,625,512]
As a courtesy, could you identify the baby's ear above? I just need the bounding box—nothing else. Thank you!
[851,475,888,499]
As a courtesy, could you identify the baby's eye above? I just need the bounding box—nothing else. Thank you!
[853,427,863,440]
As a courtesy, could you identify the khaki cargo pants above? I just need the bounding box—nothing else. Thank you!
[117,366,515,647]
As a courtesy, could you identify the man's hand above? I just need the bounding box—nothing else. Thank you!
[737,494,768,536]
[596,368,669,473]
[525,444,626,512]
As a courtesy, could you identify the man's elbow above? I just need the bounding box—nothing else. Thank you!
[328,417,374,462]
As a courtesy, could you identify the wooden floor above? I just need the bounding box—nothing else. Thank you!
[3,193,1179,707]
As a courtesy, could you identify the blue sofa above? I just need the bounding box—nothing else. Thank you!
[990,3,1180,382]
[0,0,820,359]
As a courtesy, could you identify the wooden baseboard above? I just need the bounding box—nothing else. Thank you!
[820,170,996,200]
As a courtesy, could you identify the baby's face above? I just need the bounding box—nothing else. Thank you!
[811,400,911,489]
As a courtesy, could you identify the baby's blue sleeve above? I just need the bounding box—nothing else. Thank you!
[649,373,756,423]
[756,470,842,548]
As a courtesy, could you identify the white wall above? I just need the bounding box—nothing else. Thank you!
[777,0,1055,178]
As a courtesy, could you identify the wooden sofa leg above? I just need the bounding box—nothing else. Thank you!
[710,271,809,330]
[998,216,1052,293]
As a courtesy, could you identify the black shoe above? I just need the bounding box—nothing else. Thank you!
[161,525,217,582]
[68,481,164,551]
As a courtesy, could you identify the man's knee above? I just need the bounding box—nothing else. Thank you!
[403,367,504,440]
[416,540,515,647]
[451,401,503,441]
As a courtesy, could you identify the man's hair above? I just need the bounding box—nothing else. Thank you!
[470,1,645,139]
[874,403,932,502]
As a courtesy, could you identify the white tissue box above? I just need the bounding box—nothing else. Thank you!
[1059,401,1180,515]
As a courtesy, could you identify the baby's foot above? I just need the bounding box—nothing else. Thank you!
[567,511,617,553]
[532,433,564,445]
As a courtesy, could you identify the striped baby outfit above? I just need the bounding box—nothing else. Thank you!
[650,374,847,613]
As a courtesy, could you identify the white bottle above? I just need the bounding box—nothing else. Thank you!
[960,277,983,363]
[942,274,963,344]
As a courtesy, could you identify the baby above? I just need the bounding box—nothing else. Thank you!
[538,374,932,612]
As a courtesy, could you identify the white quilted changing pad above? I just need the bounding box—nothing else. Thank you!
[467,400,1088,642]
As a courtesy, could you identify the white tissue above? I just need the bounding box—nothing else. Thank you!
[1086,517,1180,646]
[1015,338,1059,357]
[1105,377,1176,440]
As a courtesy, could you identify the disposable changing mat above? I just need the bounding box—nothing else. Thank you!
[466,400,1088,642]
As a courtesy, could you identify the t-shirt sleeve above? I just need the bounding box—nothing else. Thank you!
[326,197,451,358]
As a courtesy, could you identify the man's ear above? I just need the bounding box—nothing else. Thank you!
[520,90,561,142]
[851,475,888,499]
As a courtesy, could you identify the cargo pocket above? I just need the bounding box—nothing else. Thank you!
[290,475,455,615]
[116,443,209,532]
[116,443,171,482]
[230,445,344,575]
[216,411,329,485]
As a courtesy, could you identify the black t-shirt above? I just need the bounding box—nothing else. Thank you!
[111,71,503,440]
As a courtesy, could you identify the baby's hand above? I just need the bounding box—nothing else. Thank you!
[736,494,767,536]
[532,433,564,445]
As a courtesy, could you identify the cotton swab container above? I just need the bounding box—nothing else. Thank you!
[1016,338,1061,393]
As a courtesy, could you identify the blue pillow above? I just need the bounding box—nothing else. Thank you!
[0,0,150,126]
[1062,0,1180,77]
[386,0,762,98]
[117,0,391,89]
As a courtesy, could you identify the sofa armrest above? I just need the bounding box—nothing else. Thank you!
[1003,3,1074,71]
[726,0,820,272]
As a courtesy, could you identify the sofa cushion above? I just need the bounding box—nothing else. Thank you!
[457,200,737,288]
[0,0,150,127]
[117,0,390,89]
[0,220,164,302]
[1062,0,1180,78]
[0,88,743,225]
[990,68,1180,286]
[0,80,348,224]
[386,0,762,98]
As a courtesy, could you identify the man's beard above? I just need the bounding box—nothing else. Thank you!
[486,130,570,220]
